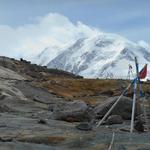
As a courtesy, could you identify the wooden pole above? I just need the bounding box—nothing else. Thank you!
[130,57,139,133]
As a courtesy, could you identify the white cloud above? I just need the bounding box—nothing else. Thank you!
[0,13,99,60]
[138,40,150,49]
[1,12,149,62]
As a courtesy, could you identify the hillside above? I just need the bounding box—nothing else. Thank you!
[0,57,83,79]
[0,56,149,150]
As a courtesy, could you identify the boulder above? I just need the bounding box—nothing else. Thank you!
[106,115,123,125]
[52,100,91,122]
[94,96,141,120]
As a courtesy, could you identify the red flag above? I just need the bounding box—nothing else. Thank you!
[139,64,147,79]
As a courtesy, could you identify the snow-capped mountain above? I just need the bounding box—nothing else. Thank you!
[34,34,150,79]
[32,14,150,79]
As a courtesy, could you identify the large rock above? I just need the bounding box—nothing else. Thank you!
[0,142,60,150]
[0,66,25,80]
[52,100,91,122]
[94,96,141,120]
[106,115,123,125]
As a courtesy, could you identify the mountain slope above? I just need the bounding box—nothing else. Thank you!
[35,33,150,79]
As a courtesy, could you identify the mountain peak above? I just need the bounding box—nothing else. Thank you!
[31,16,150,79]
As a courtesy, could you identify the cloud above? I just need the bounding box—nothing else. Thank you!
[0,12,149,62]
[138,40,150,49]
[0,13,99,60]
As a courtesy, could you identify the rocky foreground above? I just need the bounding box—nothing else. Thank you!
[0,57,149,150]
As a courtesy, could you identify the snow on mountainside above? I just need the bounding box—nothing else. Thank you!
[47,35,150,78]
[33,14,150,79]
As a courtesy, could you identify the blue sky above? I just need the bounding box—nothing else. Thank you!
[0,0,149,59]
[0,0,150,43]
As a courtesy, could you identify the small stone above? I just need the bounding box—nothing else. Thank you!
[76,122,92,131]
[38,119,47,125]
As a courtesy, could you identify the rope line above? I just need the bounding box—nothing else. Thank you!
[96,83,132,128]
[108,132,115,150]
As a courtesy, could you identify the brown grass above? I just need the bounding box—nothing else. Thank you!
[34,77,150,105]
[34,78,127,104]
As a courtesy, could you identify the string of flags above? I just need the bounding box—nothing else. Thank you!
[97,57,148,134]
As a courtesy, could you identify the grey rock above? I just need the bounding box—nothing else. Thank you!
[94,96,141,120]
[76,122,92,131]
[0,142,60,150]
[106,115,123,125]
[115,144,127,150]
[52,100,90,122]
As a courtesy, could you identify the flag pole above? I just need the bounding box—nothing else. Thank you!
[130,57,139,133]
